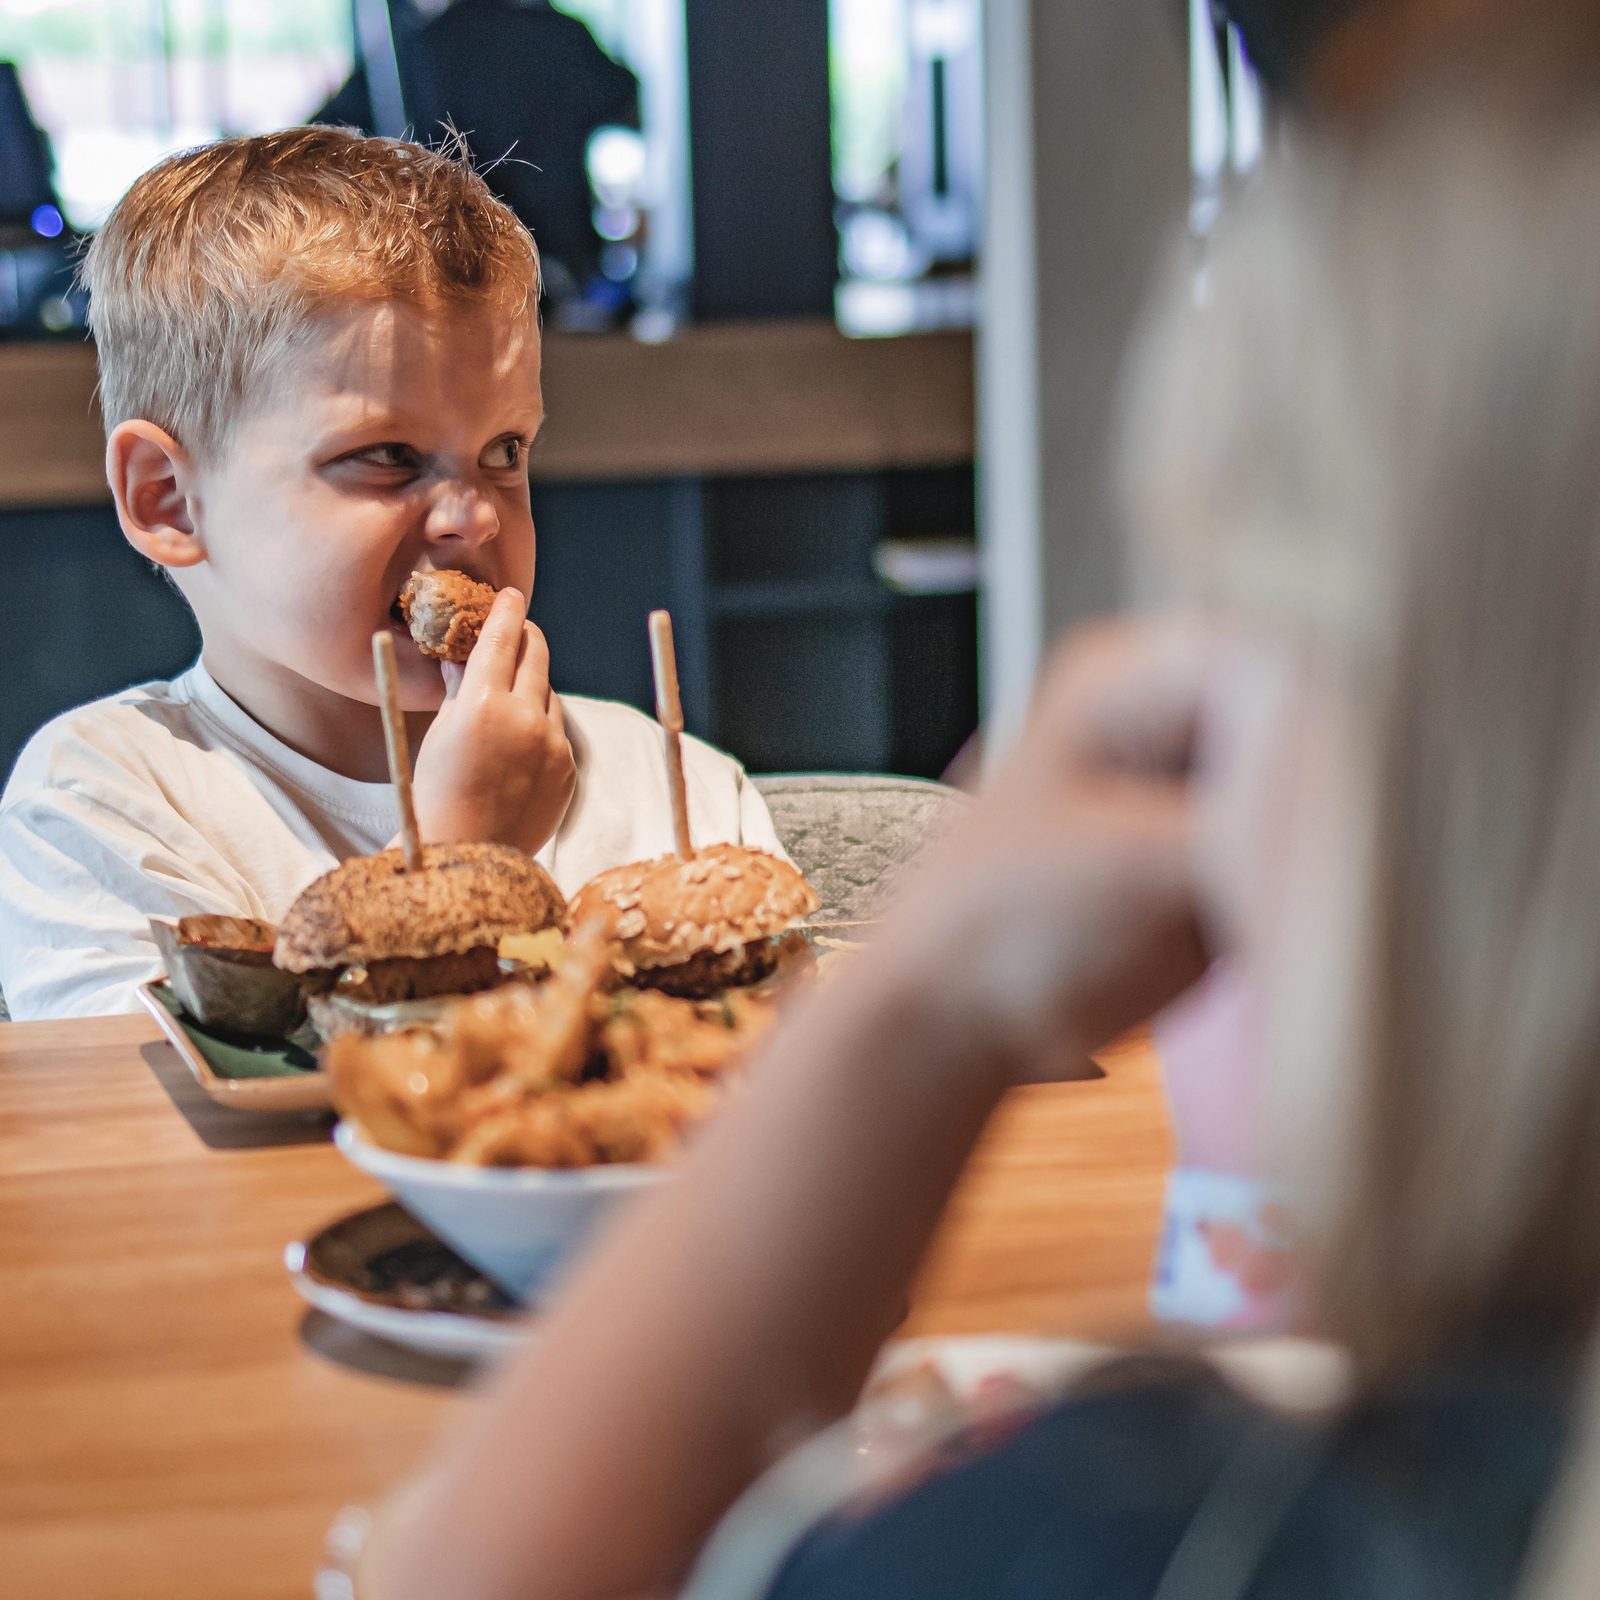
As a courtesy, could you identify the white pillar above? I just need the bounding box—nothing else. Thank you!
[978,0,1189,748]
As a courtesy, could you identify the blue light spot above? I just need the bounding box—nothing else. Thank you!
[30,204,64,239]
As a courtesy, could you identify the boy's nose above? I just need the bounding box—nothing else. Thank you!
[424,483,499,548]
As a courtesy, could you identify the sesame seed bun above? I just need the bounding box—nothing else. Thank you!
[567,844,818,984]
[274,842,566,974]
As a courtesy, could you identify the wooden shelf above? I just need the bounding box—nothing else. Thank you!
[0,320,974,510]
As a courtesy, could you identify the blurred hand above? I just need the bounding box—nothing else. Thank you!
[411,588,577,857]
[875,619,1212,1087]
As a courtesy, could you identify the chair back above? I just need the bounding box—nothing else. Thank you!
[752,773,970,925]
[0,778,972,1023]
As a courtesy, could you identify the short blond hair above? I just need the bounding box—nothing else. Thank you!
[80,126,541,459]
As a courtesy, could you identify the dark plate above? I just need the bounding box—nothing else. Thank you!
[286,1202,526,1360]
[138,980,331,1112]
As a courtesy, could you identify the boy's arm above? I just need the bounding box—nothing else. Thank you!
[0,789,265,1021]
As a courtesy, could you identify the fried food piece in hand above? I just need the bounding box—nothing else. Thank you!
[398,569,498,662]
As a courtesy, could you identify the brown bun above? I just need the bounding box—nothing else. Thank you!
[567,844,818,979]
[275,842,566,974]
[399,569,497,662]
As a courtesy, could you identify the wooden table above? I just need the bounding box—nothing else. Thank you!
[0,1016,1172,1600]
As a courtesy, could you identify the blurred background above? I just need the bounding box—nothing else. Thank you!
[0,0,1230,782]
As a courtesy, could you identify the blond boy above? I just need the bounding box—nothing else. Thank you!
[0,128,780,1021]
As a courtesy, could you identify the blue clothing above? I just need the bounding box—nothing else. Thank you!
[762,1359,1567,1600]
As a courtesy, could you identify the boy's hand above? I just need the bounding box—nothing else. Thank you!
[410,588,577,858]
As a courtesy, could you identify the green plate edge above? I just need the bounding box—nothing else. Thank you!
[148,981,319,1079]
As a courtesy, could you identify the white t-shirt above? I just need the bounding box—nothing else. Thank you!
[0,665,782,1021]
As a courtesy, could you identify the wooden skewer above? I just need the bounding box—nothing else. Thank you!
[648,609,694,860]
[371,630,425,873]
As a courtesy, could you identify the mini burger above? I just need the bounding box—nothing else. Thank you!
[275,841,566,1035]
[568,844,818,998]
[397,569,497,662]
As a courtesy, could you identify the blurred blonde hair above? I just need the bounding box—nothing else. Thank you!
[79,125,540,461]
[1121,31,1600,1599]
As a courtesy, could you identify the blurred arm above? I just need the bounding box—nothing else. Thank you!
[361,621,1212,1600]
[365,949,1011,1600]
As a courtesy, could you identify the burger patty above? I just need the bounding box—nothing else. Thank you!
[337,944,505,1004]
[629,936,789,999]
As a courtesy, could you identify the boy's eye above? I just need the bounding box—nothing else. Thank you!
[482,437,526,471]
[353,443,420,471]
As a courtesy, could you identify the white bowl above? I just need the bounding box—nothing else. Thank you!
[333,1121,665,1303]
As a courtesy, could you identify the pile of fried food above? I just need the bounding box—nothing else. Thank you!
[327,927,784,1166]
[326,842,820,1167]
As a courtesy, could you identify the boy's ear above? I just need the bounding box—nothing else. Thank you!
[106,420,205,570]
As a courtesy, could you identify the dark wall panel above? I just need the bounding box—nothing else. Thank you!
[2,467,977,788]
[0,506,199,782]
[528,477,709,726]
[685,0,836,319]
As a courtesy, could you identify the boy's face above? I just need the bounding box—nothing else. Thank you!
[182,297,542,714]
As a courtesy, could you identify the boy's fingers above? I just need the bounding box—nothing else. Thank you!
[547,689,567,741]
[459,588,527,694]
[513,622,553,706]
[440,661,465,701]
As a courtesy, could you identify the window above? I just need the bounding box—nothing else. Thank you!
[1190,0,1265,237]
[0,0,352,229]
[832,0,980,335]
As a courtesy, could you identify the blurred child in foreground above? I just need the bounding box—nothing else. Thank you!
[335,21,1600,1600]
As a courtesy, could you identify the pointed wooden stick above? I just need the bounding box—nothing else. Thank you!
[648,609,693,860]
[372,630,425,873]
